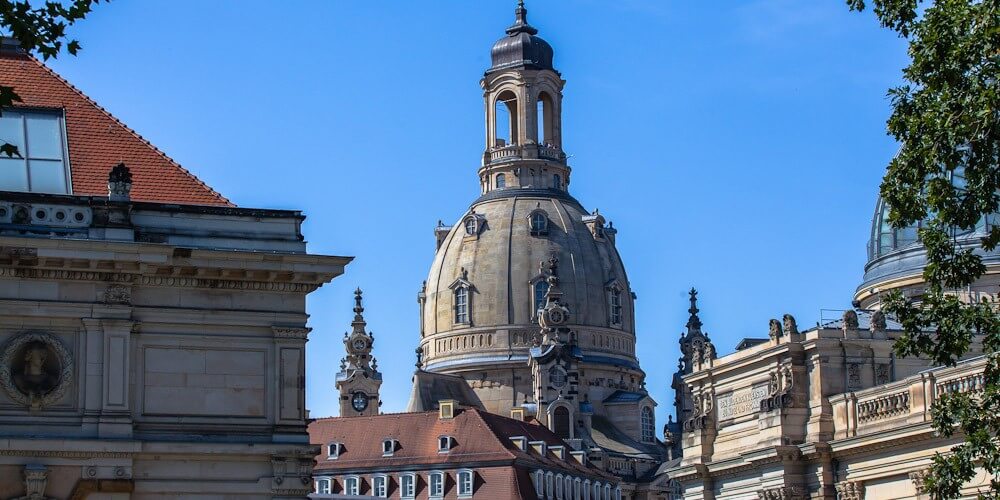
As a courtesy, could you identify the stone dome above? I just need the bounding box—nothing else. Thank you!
[489,1,554,73]
[420,188,639,375]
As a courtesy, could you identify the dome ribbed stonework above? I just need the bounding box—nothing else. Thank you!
[421,190,638,376]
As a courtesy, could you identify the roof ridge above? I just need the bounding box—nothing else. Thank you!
[465,408,518,461]
[24,54,233,206]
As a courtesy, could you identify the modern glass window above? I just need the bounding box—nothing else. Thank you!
[458,470,474,497]
[534,280,549,316]
[373,475,387,497]
[429,471,445,498]
[609,289,623,325]
[455,286,470,324]
[641,406,655,443]
[344,476,360,495]
[530,211,548,234]
[400,473,416,498]
[316,478,331,494]
[496,173,506,189]
[0,109,70,194]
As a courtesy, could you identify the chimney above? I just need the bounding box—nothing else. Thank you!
[0,37,23,54]
[108,163,132,202]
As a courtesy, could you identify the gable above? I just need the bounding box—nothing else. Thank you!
[0,49,230,206]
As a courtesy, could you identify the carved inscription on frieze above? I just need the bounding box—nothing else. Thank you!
[717,383,769,420]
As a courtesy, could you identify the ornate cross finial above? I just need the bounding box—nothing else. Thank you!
[415,346,424,369]
[508,0,537,35]
[686,288,703,335]
[353,287,364,314]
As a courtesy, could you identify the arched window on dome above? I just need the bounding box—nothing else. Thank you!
[537,92,554,145]
[641,406,655,443]
[529,209,549,236]
[454,286,470,325]
[534,280,549,318]
[494,90,518,147]
[496,173,506,189]
[609,288,623,326]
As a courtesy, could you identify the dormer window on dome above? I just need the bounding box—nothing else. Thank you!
[462,212,486,239]
[449,269,475,326]
[529,209,549,235]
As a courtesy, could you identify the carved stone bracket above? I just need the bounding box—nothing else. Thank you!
[835,480,864,500]
[13,464,52,500]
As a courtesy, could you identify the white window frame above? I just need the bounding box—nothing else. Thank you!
[614,486,622,500]
[593,482,601,500]
[534,470,545,498]
[438,435,453,453]
[583,479,591,500]
[546,472,555,499]
[0,108,72,194]
[429,470,445,499]
[372,474,388,498]
[575,478,582,500]
[556,473,564,499]
[457,469,474,498]
[400,473,417,499]
[343,475,360,496]
[604,484,612,500]
[326,442,341,459]
[316,477,331,494]
[382,438,396,456]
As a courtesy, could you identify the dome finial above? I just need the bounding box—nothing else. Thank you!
[507,0,538,35]
[686,287,703,335]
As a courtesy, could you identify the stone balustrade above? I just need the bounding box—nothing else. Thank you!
[832,356,987,439]
[489,144,522,162]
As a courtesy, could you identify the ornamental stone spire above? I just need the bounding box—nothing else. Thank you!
[336,288,381,417]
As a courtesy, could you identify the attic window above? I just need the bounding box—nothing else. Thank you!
[438,435,454,452]
[0,109,70,194]
[382,438,397,456]
[326,442,342,459]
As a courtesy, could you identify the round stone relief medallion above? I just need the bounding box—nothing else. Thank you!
[0,332,74,408]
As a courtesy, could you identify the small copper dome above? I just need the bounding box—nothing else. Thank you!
[489,1,555,73]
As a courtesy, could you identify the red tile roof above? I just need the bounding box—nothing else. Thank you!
[309,407,615,483]
[0,50,231,206]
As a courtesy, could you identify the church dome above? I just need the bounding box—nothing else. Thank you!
[489,1,554,73]
[420,188,638,374]
[857,185,1000,307]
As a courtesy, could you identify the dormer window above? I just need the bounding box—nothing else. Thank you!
[0,109,70,194]
[608,285,623,327]
[528,209,549,235]
[454,286,470,324]
[326,442,342,459]
[382,438,397,456]
[464,217,477,236]
[438,435,454,452]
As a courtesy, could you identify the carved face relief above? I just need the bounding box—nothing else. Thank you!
[1,332,74,409]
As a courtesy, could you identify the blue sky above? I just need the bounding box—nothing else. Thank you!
[44,0,907,428]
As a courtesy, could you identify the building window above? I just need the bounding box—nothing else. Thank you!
[534,280,549,318]
[344,476,360,496]
[494,90,518,147]
[455,286,470,324]
[553,405,571,439]
[382,439,396,456]
[575,478,582,500]
[609,288,623,326]
[565,476,573,499]
[327,442,341,459]
[0,109,70,194]
[400,473,416,499]
[373,475,387,497]
[556,474,564,499]
[534,470,545,498]
[583,480,591,500]
[429,471,445,498]
[604,484,612,500]
[438,435,453,452]
[546,472,554,499]
[530,210,548,235]
[641,406,655,443]
[464,217,477,235]
[316,478,331,494]
[593,482,601,500]
[553,173,561,189]
[614,486,622,500]
[496,173,506,189]
[458,469,474,498]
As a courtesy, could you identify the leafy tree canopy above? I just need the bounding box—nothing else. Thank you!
[849,0,999,497]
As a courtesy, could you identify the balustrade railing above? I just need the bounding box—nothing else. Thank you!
[832,356,986,439]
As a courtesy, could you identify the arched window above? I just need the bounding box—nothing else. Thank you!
[495,90,518,147]
[373,475,388,497]
[609,288,623,326]
[455,286,470,324]
[429,471,445,498]
[464,217,477,236]
[534,470,545,498]
[553,405,571,439]
[556,474,564,499]
[400,473,416,499]
[641,406,655,443]
[457,469,474,498]
[553,173,562,189]
[344,476,360,496]
[496,173,506,189]
[565,476,573,500]
[583,480,591,500]
[604,484,612,500]
[575,478,582,500]
[316,478,331,494]
[593,482,602,500]
[530,211,548,234]
[534,280,549,317]
[537,91,553,144]
[546,472,555,499]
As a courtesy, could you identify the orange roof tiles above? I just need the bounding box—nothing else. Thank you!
[0,50,231,206]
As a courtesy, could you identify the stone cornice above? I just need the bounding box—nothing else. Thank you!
[0,266,332,292]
